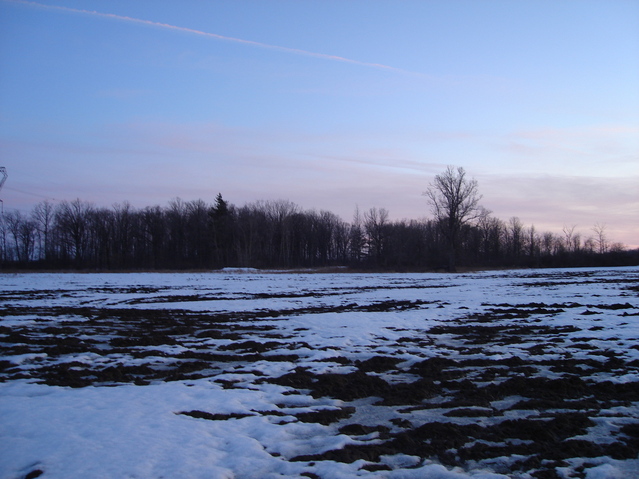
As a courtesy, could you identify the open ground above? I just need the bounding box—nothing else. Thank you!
[1,267,638,478]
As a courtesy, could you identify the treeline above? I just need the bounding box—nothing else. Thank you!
[0,195,636,271]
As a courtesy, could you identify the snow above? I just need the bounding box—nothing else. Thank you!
[1,267,638,478]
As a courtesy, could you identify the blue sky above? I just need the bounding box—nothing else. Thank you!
[1,0,637,247]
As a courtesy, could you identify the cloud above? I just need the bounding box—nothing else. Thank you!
[7,0,419,75]
[3,119,637,248]
[479,173,639,247]
[496,124,639,176]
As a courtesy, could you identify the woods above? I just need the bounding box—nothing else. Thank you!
[0,193,634,271]
[0,167,634,271]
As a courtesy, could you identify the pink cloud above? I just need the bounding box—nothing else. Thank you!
[3,120,637,248]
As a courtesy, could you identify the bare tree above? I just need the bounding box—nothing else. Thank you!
[261,199,299,264]
[562,224,577,253]
[112,201,134,267]
[55,199,94,264]
[571,231,582,253]
[508,216,524,260]
[609,242,626,253]
[33,200,55,262]
[364,207,389,266]
[4,210,37,262]
[423,166,482,272]
[583,236,596,253]
[349,206,365,264]
[527,224,539,263]
[592,223,608,254]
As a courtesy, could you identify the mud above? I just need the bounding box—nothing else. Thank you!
[1,272,638,478]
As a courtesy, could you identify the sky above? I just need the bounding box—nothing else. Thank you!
[0,0,637,247]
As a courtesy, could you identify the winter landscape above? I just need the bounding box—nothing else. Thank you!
[1,267,638,479]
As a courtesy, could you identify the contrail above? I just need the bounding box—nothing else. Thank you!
[7,0,416,74]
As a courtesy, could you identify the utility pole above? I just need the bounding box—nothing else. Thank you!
[0,167,7,213]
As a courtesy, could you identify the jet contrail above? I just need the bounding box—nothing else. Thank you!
[7,0,416,74]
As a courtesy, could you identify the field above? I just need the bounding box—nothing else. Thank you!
[1,267,638,479]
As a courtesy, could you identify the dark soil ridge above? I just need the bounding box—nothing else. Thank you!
[0,281,455,305]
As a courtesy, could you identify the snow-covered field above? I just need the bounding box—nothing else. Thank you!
[1,267,638,479]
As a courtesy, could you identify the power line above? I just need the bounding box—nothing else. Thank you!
[4,185,59,202]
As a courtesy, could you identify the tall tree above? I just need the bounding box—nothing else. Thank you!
[364,207,389,266]
[349,206,365,264]
[112,201,134,268]
[423,166,482,272]
[508,216,524,262]
[210,193,233,267]
[33,200,55,263]
[592,223,608,254]
[55,199,94,265]
[4,210,36,262]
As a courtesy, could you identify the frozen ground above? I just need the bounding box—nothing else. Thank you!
[0,267,638,479]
